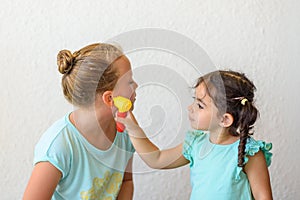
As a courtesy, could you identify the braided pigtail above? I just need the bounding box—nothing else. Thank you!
[237,100,258,167]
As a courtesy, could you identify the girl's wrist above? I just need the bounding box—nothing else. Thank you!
[127,126,146,139]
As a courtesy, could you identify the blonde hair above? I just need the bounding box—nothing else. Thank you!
[57,43,123,107]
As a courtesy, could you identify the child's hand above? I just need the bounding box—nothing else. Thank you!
[115,111,141,133]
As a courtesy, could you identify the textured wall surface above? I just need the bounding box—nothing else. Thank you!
[1,0,299,199]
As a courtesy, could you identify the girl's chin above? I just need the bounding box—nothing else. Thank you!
[190,124,205,130]
[189,123,198,129]
[130,104,134,111]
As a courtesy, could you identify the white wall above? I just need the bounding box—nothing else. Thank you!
[1,0,299,199]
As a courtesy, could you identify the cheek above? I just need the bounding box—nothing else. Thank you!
[114,86,135,100]
[121,87,134,98]
[195,114,205,124]
[195,112,211,125]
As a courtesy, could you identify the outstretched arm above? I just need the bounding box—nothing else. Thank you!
[244,151,273,200]
[116,112,189,169]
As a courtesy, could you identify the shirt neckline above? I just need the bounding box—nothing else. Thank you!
[206,133,240,148]
[65,111,120,153]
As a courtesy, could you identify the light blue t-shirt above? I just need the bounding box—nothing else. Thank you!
[182,130,272,200]
[34,113,135,200]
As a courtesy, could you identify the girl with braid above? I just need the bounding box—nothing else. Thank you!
[116,70,273,200]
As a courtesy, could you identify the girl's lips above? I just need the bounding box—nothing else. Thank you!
[130,94,136,102]
[188,115,194,121]
[130,97,135,103]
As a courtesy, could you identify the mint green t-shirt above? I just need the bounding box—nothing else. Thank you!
[34,113,135,200]
[182,130,272,200]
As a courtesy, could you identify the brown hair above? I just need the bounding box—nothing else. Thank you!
[57,43,123,107]
[194,70,259,167]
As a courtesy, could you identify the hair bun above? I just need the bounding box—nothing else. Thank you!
[57,50,74,74]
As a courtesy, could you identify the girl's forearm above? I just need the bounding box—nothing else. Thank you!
[128,128,187,169]
[118,112,188,169]
[128,127,162,168]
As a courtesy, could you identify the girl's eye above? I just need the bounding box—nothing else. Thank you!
[197,104,204,109]
[192,97,204,109]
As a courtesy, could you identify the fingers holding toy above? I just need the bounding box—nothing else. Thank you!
[128,111,139,126]
[112,96,143,135]
[113,96,133,132]
[115,111,141,132]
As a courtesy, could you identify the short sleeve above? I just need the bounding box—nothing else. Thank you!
[235,137,273,181]
[244,137,273,167]
[34,130,72,180]
[182,130,205,167]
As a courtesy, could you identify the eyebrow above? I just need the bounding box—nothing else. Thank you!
[196,97,207,106]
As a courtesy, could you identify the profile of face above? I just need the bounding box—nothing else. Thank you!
[112,56,138,110]
[188,83,220,131]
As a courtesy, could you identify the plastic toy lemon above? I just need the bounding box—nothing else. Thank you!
[113,96,132,132]
[113,96,132,112]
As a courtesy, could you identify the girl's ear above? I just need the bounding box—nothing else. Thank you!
[102,91,113,107]
[220,113,234,128]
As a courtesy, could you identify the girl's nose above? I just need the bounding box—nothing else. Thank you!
[133,81,138,90]
[130,81,138,91]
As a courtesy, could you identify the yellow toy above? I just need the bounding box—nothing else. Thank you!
[113,96,132,132]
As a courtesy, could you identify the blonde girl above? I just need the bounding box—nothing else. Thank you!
[23,43,138,200]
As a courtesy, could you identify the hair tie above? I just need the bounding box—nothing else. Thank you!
[241,98,248,105]
[232,97,248,106]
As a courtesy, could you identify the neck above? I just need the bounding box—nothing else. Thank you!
[209,128,239,145]
[70,107,117,150]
